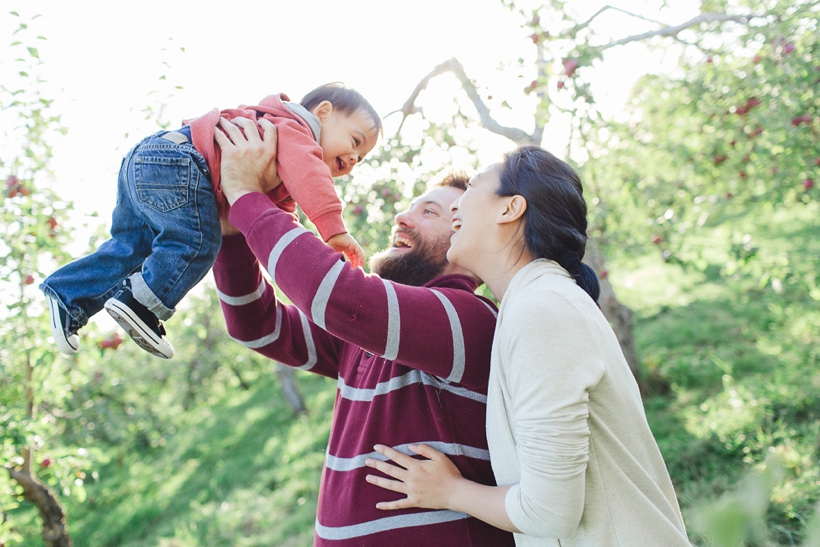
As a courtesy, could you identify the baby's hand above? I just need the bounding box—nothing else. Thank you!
[327,233,365,269]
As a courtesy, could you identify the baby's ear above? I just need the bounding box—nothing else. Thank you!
[313,100,333,122]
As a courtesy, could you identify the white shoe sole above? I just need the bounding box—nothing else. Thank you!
[47,295,79,355]
[104,298,174,359]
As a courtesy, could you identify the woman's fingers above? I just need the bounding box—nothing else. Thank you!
[374,444,417,468]
[365,456,407,480]
[409,443,444,460]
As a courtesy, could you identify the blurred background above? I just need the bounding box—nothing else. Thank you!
[1,1,818,545]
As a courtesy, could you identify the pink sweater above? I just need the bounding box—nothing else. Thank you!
[213,193,514,546]
[185,93,346,241]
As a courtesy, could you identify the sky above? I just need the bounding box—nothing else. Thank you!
[0,0,696,225]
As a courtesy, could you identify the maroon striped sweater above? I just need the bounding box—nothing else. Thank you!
[213,193,514,546]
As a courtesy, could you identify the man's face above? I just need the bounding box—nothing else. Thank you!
[369,186,465,286]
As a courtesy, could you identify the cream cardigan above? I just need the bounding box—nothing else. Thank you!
[486,259,690,546]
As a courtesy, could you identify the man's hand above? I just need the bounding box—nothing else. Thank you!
[327,233,366,269]
[214,117,281,205]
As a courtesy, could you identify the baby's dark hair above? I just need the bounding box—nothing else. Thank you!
[301,83,383,135]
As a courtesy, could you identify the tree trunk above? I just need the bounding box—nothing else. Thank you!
[6,467,72,547]
[275,362,306,414]
[583,240,641,380]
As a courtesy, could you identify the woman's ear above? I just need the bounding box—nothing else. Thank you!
[313,100,334,122]
[498,195,527,225]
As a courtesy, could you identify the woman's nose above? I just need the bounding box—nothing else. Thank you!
[450,197,461,214]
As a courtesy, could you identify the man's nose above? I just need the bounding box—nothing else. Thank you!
[395,210,414,228]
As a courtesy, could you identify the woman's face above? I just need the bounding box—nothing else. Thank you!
[446,164,505,274]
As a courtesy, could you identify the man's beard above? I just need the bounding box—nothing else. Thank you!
[369,230,451,287]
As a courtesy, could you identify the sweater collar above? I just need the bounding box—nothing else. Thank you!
[503,259,571,304]
[283,101,322,143]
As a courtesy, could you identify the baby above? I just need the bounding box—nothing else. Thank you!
[41,83,381,359]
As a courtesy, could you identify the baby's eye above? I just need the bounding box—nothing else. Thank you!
[353,137,361,146]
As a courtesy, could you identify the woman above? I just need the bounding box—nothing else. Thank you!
[364,146,690,546]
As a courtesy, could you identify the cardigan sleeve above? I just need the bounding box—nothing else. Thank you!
[500,287,605,538]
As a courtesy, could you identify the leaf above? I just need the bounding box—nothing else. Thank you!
[27,47,39,59]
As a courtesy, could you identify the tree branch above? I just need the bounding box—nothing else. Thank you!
[575,5,661,33]
[398,57,534,144]
[601,12,759,51]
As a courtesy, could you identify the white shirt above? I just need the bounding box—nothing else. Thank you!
[486,259,690,546]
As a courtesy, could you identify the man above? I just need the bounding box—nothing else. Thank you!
[213,117,513,546]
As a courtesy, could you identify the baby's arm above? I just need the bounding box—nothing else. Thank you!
[326,233,365,269]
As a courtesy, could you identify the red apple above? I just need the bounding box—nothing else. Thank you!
[753,54,762,63]
[739,171,747,179]
[714,154,728,165]
[530,33,540,44]
[353,205,363,215]
[5,175,18,188]
[23,274,34,285]
[557,80,565,89]
[652,236,663,245]
[562,58,579,77]
[40,458,52,469]
[47,217,58,229]
[599,269,608,279]
[804,179,815,189]
[783,42,795,54]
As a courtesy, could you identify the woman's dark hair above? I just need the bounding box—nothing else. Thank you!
[301,82,383,136]
[497,145,600,303]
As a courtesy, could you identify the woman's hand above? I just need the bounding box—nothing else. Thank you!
[365,443,464,511]
[213,117,281,205]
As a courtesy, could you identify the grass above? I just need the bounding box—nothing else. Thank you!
[12,371,336,547]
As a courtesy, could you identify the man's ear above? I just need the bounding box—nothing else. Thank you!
[498,195,527,225]
[313,100,333,122]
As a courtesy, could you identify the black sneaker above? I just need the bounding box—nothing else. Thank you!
[104,281,174,359]
[46,293,80,355]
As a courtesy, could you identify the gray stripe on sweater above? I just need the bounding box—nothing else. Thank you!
[315,510,469,540]
[337,370,486,403]
[216,279,266,306]
[232,303,283,348]
[381,279,401,360]
[479,297,498,318]
[296,310,317,370]
[267,227,309,284]
[325,441,491,473]
[311,259,345,329]
[430,290,465,383]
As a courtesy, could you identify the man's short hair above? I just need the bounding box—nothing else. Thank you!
[431,171,469,191]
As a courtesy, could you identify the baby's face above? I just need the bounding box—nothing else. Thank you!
[318,108,379,177]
